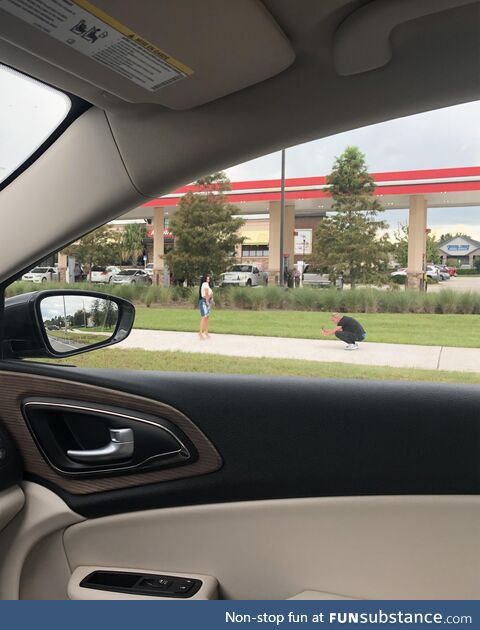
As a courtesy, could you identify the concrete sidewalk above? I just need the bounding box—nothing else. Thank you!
[117,329,480,373]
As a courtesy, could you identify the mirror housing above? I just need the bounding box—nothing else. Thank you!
[2,290,135,359]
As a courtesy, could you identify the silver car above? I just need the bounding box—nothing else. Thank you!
[111,269,152,285]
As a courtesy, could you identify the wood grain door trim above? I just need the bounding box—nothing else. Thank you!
[0,371,222,494]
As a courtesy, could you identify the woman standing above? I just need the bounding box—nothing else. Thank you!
[198,274,213,339]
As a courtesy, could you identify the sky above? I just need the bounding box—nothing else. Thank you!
[2,63,480,239]
[225,100,480,240]
[0,66,70,183]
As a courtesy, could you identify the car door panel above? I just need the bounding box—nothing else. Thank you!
[9,484,480,600]
[61,495,480,600]
[0,487,24,534]
[0,483,82,600]
[0,418,24,535]
[2,361,479,516]
[0,360,479,600]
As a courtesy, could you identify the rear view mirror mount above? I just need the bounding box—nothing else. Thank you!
[2,290,135,359]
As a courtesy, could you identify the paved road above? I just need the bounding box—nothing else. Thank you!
[117,329,480,373]
[428,275,480,292]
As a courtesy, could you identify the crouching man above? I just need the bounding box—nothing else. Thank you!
[321,312,366,350]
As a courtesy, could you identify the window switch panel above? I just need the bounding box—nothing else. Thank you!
[80,571,202,598]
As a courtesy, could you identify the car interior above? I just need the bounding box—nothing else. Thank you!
[0,0,479,600]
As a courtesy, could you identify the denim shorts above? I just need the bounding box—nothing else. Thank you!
[199,299,210,317]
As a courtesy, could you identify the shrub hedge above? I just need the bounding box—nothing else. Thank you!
[456,269,480,276]
[7,281,480,315]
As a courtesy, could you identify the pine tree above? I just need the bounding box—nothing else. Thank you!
[165,172,244,284]
[309,146,391,289]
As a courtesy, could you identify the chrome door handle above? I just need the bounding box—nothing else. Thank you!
[67,428,134,463]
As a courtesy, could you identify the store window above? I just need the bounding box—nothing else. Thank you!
[242,245,269,257]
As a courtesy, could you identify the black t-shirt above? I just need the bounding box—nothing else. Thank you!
[338,316,365,337]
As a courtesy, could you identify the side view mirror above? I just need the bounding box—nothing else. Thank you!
[2,290,135,359]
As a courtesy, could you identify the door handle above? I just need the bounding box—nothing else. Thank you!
[67,428,134,463]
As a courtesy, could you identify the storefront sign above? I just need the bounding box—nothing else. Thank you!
[446,244,470,251]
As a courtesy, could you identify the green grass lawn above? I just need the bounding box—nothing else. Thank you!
[134,308,480,348]
[53,348,480,385]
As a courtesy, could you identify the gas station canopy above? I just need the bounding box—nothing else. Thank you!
[121,166,480,219]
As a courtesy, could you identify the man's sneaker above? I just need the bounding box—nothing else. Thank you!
[345,343,359,350]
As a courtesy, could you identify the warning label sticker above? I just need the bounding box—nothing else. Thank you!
[1,0,193,91]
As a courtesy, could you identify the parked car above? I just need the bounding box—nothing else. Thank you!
[90,265,121,283]
[112,269,152,285]
[145,263,154,277]
[390,267,407,280]
[435,265,451,281]
[301,264,343,289]
[426,265,441,282]
[220,264,268,287]
[21,266,59,283]
[391,266,440,283]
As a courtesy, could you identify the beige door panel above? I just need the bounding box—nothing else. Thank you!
[8,485,479,600]
[289,591,355,600]
[0,486,24,534]
[0,482,83,600]
[63,495,480,600]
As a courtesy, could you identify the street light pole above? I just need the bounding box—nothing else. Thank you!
[279,148,286,286]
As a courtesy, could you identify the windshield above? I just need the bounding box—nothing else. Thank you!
[230,265,252,272]
[30,267,49,273]
[0,65,70,186]
[118,270,136,276]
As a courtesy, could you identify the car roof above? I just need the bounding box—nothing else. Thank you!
[1,1,479,280]
[2,1,479,195]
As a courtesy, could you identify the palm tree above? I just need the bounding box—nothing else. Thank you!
[121,223,147,264]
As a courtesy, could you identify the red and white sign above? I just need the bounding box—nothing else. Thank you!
[147,228,174,238]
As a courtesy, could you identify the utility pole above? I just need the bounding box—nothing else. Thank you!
[279,148,286,286]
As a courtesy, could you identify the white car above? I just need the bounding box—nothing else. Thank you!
[90,265,121,283]
[112,269,152,285]
[220,264,268,287]
[145,263,154,276]
[21,266,59,283]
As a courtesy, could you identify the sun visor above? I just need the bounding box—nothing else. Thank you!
[0,0,295,110]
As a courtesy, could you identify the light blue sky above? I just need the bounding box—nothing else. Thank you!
[226,100,480,239]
